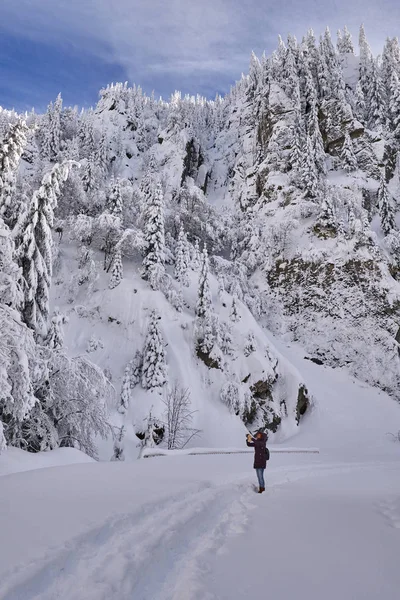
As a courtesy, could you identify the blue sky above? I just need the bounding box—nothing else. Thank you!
[1,0,399,112]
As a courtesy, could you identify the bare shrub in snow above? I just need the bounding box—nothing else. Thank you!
[162,383,200,449]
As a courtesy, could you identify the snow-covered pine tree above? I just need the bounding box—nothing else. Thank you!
[219,321,234,355]
[317,188,336,232]
[111,425,125,461]
[367,59,386,130]
[378,176,396,235]
[107,177,123,218]
[0,217,22,309]
[230,295,240,323]
[141,310,167,390]
[359,24,373,97]
[175,225,190,286]
[140,153,157,205]
[81,155,97,193]
[220,381,240,414]
[141,411,157,450]
[341,132,358,172]
[78,115,95,159]
[244,332,256,357]
[44,309,67,350]
[96,132,109,174]
[0,420,6,453]
[15,161,76,335]
[109,247,123,289]
[308,102,326,174]
[389,71,400,135]
[354,81,367,121]
[119,362,132,414]
[0,120,28,227]
[142,181,165,290]
[42,94,62,161]
[196,245,212,318]
[301,135,319,198]
[192,238,201,270]
[337,26,354,54]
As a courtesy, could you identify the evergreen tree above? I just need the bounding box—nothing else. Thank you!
[301,135,319,198]
[142,181,165,290]
[337,26,354,54]
[141,310,167,390]
[0,217,22,309]
[196,246,212,318]
[175,225,190,286]
[367,60,386,130]
[308,102,326,174]
[244,332,256,356]
[359,25,373,97]
[192,238,201,272]
[289,113,304,173]
[378,176,395,235]
[42,94,62,161]
[119,362,132,414]
[44,309,67,350]
[219,321,234,355]
[0,120,28,226]
[96,132,109,174]
[107,177,123,218]
[341,132,358,172]
[111,425,125,461]
[15,161,75,335]
[354,81,367,121]
[317,189,336,231]
[109,247,123,289]
[389,71,400,135]
[81,155,97,193]
[230,295,240,323]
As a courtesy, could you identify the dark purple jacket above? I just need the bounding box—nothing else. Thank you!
[247,433,269,469]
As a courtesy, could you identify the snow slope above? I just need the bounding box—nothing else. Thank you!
[52,239,309,457]
[1,340,399,600]
[0,447,94,477]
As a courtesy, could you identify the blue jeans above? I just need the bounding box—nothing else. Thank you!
[255,468,265,488]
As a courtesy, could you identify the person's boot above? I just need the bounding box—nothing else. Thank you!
[258,486,262,493]
[261,487,265,493]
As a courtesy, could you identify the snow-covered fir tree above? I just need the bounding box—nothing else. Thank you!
[44,309,67,350]
[196,246,212,319]
[107,177,123,218]
[141,310,167,390]
[0,120,28,226]
[378,176,395,235]
[109,247,123,289]
[175,225,190,286]
[15,161,75,334]
[42,94,62,161]
[111,425,126,461]
[341,132,358,172]
[244,332,256,357]
[301,135,319,198]
[142,181,165,290]
[230,295,240,323]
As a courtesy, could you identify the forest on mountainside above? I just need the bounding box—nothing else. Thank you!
[1,24,400,458]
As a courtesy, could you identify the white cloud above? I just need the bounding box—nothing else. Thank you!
[1,0,400,98]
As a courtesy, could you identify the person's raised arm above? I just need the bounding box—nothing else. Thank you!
[246,433,255,447]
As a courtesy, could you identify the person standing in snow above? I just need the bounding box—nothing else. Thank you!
[246,430,269,493]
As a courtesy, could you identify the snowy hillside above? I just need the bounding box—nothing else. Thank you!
[1,23,400,459]
[1,338,400,599]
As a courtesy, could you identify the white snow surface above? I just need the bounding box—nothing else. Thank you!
[1,340,400,600]
[0,447,94,477]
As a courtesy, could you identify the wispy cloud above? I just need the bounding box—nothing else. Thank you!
[1,0,399,108]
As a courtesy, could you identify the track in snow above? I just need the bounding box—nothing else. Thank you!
[3,481,255,600]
